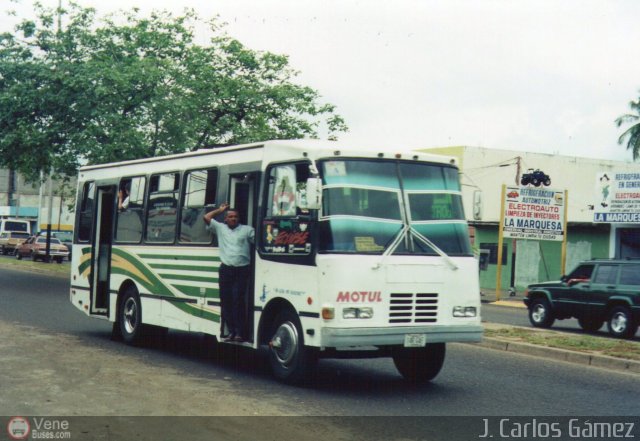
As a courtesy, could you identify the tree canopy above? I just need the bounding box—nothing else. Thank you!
[0,3,347,180]
[616,95,640,160]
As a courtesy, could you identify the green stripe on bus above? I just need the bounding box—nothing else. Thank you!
[112,248,175,297]
[173,285,220,299]
[158,273,216,283]
[138,254,220,262]
[165,301,220,323]
[148,263,216,272]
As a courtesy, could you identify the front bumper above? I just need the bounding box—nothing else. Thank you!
[320,324,483,348]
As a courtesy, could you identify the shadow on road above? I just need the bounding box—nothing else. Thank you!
[78,326,444,394]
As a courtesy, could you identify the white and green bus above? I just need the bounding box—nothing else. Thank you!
[70,140,482,383]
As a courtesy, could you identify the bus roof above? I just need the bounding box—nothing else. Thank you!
[78,140,458,175]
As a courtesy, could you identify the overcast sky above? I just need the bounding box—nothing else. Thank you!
[3,0,640,162]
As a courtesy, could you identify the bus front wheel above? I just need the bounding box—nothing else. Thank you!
[392,343,446,384]
[269,310,317,384]
[118,287,145,345]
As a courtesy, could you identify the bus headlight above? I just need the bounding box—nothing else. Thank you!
[453,306,477,317]
[343,307,373,319]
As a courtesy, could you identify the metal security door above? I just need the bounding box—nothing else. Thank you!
[90,186,115,315]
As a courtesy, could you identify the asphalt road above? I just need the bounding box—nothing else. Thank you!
[1,265,639,421]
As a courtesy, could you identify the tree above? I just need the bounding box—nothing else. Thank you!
[616,95,640,160]
[0,3,347,181]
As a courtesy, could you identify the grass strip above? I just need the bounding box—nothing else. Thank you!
[0,258,70,276]
[485,328,640,361]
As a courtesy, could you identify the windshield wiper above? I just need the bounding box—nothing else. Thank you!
[371,225,409,270]
[409,226,459,270]
[372,225,459,271]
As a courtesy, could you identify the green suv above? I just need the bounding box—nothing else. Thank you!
[524,259,640,339]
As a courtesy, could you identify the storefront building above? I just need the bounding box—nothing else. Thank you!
[422,146,640,291]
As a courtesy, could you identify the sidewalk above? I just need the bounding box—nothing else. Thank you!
[480,288,527,308]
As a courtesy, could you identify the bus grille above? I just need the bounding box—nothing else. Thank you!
[389,292,438,324]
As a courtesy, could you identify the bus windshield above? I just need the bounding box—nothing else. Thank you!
[318,159,471,256]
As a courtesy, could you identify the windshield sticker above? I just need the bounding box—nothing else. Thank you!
[354,236,384,252]
[324,161,347,177]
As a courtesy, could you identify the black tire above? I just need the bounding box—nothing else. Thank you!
[30,251,38,262]
[55,257,63,264]
[532,178,540,187]
[392,343,445,384]
[544,178,551,186]
[528,298,555,328]
[520,177,529,186]
[268,310,317,384]
[15,251,22,260]
[577,317,603,333]
[1,246,6,255]
[118,286,146,345]
[607,305,638,339]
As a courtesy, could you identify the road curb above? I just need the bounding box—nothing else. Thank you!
[473,337,640,375]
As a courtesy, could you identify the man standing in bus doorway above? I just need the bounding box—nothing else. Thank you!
[203,203,255,342]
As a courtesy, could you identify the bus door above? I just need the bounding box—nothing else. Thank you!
[229,173,260,339]
[229,174,258,226]
[91,186,116,315]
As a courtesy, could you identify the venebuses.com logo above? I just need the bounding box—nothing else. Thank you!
[6,416,71,439]
[7,416,30,440]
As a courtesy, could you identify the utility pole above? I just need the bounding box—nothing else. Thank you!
[37,170,44,233]
[45,170,54,262]
[45,1,63,262]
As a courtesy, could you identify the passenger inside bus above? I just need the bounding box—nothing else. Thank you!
[118,182,130,211]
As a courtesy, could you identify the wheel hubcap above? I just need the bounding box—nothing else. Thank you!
[611,312,628,333]
[271,322,298,367]
[532,304,546,323]
[123,298,138,334]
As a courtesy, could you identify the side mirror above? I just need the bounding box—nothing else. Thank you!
[299,177,322,210]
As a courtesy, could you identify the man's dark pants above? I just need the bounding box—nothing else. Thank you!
[218,263,249,338]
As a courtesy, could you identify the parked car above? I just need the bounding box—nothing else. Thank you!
[51,231,73,259]
[524,259,640,339]
[0,231,30,255]
[15,235,69,263]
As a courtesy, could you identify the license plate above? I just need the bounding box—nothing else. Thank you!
[404,333,427,347]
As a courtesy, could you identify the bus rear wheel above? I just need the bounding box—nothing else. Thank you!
[268,310,316,384]
[392,343,446,384]
[118,287,145,345]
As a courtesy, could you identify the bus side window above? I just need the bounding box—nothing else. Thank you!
[180,168,218,245]
[115,176,146,243]
[78,181,95,242]
[146,172,180,243]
